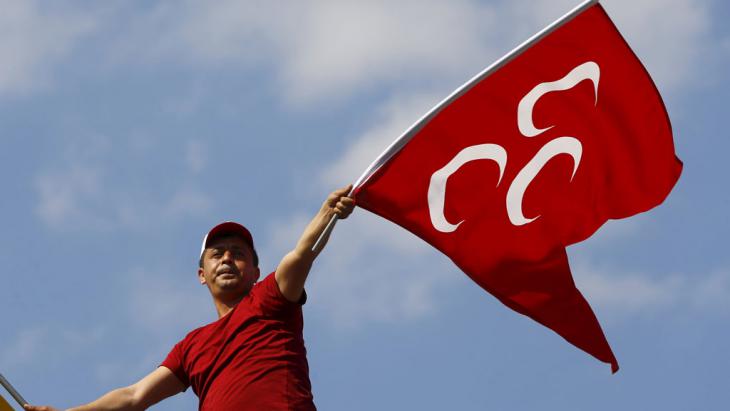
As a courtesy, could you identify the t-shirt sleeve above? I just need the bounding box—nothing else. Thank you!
[160,340,190,390]
[254,272,307,317]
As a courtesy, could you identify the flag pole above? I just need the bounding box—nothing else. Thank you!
[312,0,598,253]
[0,373,28,408]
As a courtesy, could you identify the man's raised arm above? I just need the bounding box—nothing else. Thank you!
[24,366,185,411]
[275,185,355,302]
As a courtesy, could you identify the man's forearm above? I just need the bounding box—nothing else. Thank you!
[25,365,182,411]
[67,386,139,411]
[274,205,337,300]
[294,205,339,261]
[274,185,355,302]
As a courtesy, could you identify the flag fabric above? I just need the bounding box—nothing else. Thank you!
[352,1,682,372]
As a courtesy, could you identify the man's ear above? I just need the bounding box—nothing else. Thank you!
[198,267,207,285]
[253,266,261,283]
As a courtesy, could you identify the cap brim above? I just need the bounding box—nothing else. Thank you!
[200,221,254,259]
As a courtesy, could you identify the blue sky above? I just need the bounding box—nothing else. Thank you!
[0,0,728,410]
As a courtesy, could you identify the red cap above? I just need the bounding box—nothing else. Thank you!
[200,221,255,259]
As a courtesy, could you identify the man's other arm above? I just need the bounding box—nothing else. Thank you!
[275,185,355,302]
[24,366,185,411]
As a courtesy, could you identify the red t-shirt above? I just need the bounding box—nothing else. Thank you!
[161,272,316,410]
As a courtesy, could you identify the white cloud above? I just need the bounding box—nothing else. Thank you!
[0,0,714,102]
[34,135,212,231]
[274,0,498,103]
[35,164,107,228]
[0,326,47,367]
[583,218,642,245]
[126,267,212,334]
[572,262,683,315]
[106,0,716,105]
[163,188,213,220]
[599,0,713,93]
[0,324,105,369]
[0,0,96,95]
[321,92,445,187]
[691,267,730,312]
[107,0,501,104]
[185,140,207,174]
[572,260,730,319]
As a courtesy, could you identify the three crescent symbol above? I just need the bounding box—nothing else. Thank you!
[427,61,599,232]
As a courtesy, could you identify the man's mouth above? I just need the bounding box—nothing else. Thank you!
[217,268,240,278]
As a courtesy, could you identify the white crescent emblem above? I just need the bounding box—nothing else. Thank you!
[427,144,507,233]
[517,61,599,138]
[505,136,582,225]
[426,61,599,232]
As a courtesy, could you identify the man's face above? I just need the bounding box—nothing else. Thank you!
[198,235,260,300]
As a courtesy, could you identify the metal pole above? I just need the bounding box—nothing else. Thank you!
[0,373,28,408]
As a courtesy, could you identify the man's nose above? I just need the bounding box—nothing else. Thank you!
[221,250,234,263]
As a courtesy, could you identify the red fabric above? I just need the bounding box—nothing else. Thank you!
[161,273,315,410]
[353,4,681,373]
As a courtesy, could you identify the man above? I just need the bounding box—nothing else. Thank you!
[25,185,356,411]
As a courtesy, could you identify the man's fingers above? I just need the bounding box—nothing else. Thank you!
[336,197,355,210]
[24,406,57,411]
[326,185,356,210]
[335,184,353,196]
[334,198,356,219]
[328,184,351,200]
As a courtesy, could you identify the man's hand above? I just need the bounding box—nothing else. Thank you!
[24,405,60,411]
[275,185,356,302]
[327,185,356,220]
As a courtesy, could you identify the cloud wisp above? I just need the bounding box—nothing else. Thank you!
[34,135,212,232]
[99,0,715,106]
[0,324,106,371]
[572,260,730,319]
[0,0,96,96]
[0,0,716,106]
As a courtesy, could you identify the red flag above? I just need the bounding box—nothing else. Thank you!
[352,1,682,372]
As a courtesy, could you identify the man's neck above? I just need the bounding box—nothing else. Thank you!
[214,295,244,318]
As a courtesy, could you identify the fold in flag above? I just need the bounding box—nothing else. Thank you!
[351,0,682,372]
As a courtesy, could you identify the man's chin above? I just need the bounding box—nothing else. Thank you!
[216,277,253,295]
[217,278,241,288]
